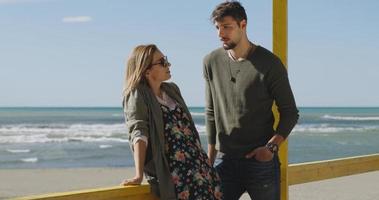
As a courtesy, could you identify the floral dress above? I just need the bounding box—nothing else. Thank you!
[160,103,222,200]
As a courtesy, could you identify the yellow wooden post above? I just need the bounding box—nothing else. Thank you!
[273,0,288,200]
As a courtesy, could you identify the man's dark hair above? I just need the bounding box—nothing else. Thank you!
[211,1,247,24]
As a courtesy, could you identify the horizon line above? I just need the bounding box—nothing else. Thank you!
[1,106,379,108]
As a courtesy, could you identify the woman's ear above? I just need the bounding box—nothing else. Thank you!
[145,70,150,79]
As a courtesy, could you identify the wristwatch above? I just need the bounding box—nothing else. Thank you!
[265,142,279,154]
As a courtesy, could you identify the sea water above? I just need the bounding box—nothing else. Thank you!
[0,107,378,168]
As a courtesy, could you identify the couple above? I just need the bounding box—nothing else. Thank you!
[122,2,299,200]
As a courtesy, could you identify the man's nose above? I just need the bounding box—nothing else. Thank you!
[218,28,224,38]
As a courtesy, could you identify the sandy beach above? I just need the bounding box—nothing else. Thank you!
[290,171,379,200]
[0,167,136,199]
[1,168,378,199]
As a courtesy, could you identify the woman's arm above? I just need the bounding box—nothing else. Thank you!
[122,140,147,185]
[121,89,149,185]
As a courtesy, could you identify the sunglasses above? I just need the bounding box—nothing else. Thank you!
[150,56,170,68]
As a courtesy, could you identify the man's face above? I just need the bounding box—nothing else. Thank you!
[215,16,246,50]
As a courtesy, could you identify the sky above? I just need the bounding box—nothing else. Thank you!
[1,0,378,107]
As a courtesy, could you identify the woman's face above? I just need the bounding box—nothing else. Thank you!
[145,49,171,83]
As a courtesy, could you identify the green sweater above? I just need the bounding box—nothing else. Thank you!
[203,46,299,158]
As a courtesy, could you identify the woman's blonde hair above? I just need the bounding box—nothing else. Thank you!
[123,44,158,97]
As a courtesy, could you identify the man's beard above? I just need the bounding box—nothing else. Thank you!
[223,42,237,50]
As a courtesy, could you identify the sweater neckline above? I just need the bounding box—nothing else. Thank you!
[225,45,260,63]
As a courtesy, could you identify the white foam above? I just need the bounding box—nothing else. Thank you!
[99,144,113,149]
[190,112,205,116]
[21,157,38,163]
[323,115,379,121]
[6,149,31,153]
[292,124,378,133]
[0,123,129,144]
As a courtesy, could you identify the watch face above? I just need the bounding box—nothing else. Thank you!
[266,143,278,153]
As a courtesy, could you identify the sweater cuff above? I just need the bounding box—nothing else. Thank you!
[132,135,148,146]
[276,131,290,140]
[206,120,217,145]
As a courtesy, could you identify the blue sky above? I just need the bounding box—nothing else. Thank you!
[1,0,378,107]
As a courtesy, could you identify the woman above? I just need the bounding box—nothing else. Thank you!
[121,44,222,200]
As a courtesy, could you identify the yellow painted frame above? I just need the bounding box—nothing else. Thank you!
[289,153,379,185]
[14,154,379,200]
[12,185,158,200]
[272,0,288,199]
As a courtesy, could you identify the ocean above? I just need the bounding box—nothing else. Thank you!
[0,107,378,169]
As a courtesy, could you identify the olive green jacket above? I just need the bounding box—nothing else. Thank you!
[123,82,196,200]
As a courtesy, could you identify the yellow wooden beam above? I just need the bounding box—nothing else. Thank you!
[13,154,379,200]
[288,153,379,185]
[12,185,158,200]
[272,0,288,199]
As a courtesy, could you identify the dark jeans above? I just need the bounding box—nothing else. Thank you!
[215,153,281,200]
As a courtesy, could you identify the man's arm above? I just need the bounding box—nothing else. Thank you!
[203,58,217,165]
[268,134,284,146]
[205,79,217,165]
[208,144,217,166]
[246,57,298,161]
[268,58,299,139]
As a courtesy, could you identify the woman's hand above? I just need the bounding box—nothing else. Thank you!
[121,175,143,186]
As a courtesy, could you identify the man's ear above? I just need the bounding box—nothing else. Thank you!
[240,19,247,29]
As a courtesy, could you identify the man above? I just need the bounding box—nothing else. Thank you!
[203,1,299,200]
